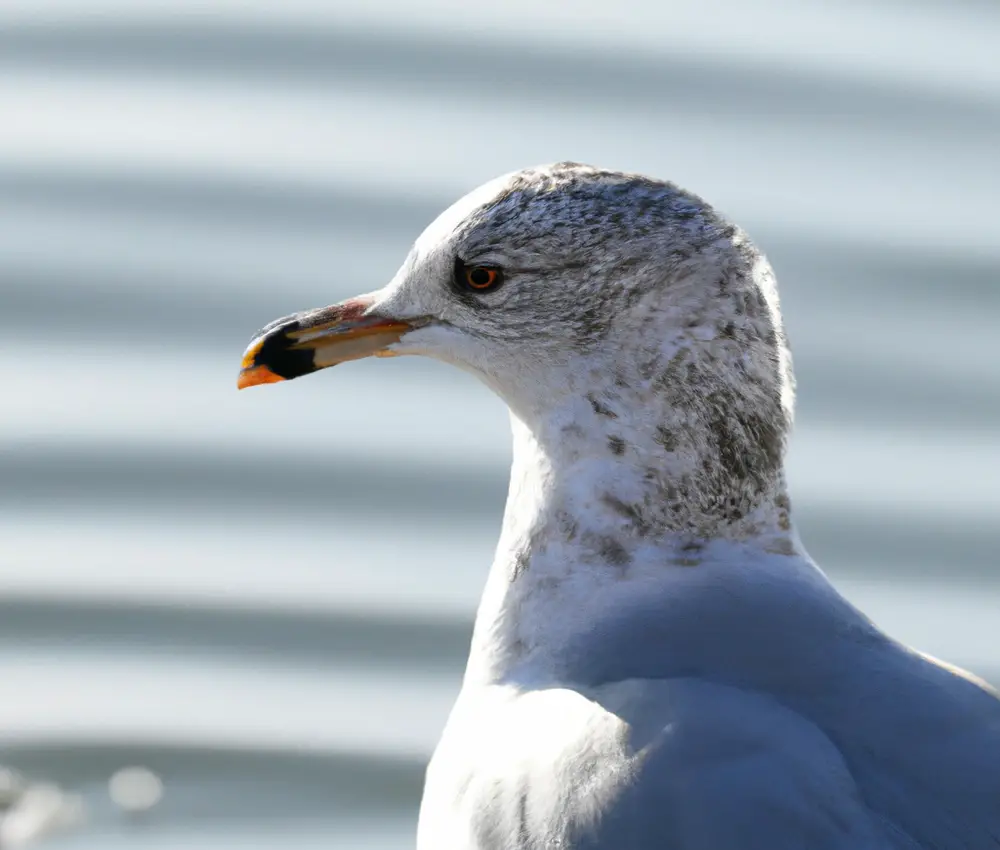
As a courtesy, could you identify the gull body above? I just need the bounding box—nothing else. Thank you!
[239,163,1000,849]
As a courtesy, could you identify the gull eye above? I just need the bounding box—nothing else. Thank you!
[455,259,504,292]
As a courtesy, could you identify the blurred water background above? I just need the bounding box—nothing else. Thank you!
[1,0,998,846]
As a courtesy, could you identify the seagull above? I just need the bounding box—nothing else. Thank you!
[237,163,1000,849]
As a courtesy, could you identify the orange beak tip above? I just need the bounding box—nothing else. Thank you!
[237,365,286,390]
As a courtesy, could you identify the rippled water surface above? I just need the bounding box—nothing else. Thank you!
[1,1,999,846]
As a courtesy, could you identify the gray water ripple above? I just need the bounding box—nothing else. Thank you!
[0,598,471,676]
[3,440,999,582]
[0,442,507,523]
[0,166,434,238]
[2,20,998,134]
[1,742,424,808]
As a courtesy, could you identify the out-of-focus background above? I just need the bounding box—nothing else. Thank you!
[1,0,998,846]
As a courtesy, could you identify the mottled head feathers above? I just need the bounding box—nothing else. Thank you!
[388,161,795,542]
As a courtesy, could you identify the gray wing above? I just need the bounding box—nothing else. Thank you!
[579,677,893,850]
[823,645,1000,850]
[564,567,1000,850]
[581,646,1000,850]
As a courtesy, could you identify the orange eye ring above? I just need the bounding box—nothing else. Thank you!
[463,265,503,291]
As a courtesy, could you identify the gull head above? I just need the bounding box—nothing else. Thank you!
[239,162,795,540]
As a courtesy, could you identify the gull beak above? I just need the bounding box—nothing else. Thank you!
[237,294,413,389]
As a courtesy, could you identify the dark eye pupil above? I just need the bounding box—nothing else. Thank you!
[454,258,502,293]
[469,268,492,287]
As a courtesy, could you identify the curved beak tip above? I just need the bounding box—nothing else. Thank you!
[237,364,286,390]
